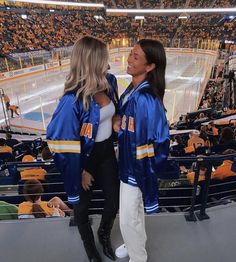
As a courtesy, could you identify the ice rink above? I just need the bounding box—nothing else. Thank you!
[0,48,217,134]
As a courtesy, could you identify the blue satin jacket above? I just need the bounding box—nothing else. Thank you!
[46,73,118,204]
[118,80,170,214]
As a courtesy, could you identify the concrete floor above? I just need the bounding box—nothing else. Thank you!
[0,202,236,262]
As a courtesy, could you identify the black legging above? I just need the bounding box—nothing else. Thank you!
[74,136,119,225]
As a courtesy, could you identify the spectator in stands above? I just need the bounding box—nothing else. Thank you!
[0,138,13,154]
[5,133,19,148]
[185,130,205,153]
[41,145,58,171]
[0,201,18,220]
[18,179,68,219]
[200,112,208,121]
[1,6,235,56]
[211,149,236,180]
[206,121,219,136]
[115,39,169,262]
[206,121,219,146]
[170,135,185,147]
[47,36,119,262]
[170,135,186,157]
[187,149,236,184]
[219,126,236,146]
[229,70,235,86]
[176,115,187,128]
[20,154,46,181]
[199,125,208,141]
[41,146,53,162]
[217,69,223,79]
[194,112,208,124]
[2,94,10,110]
[9,105,19,118]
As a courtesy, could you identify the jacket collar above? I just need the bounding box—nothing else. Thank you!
[120,80,149,107]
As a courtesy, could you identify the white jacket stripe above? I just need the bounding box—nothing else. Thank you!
[136,144,154,159]
[47,140,81,153]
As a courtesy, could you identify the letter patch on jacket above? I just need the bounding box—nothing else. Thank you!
[80,123,93,138]
[121,115,134,132]
[121,115,126,130]
[128,117,134,132]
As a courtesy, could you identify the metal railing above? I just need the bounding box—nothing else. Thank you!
[0,153,236,220]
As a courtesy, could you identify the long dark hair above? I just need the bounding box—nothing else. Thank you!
[137,39,166,103]
[23,179,46,218]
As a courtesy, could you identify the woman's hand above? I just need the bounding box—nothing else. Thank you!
[112,115,121,133]
[82,170,94,191]
[48,197,60,208]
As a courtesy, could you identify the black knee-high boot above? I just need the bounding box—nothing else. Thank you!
[78,222,102,262]
[97,219,116,261]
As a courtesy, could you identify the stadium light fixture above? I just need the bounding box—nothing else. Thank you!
[94,15,104,20]
[135,16,145,20]
[21,14,28,19]
[178,13,189,19]
[106,8,236,14]
[225,40,234,44]
[9,0,104,8]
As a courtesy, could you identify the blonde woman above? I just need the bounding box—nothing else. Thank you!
[47,36,119,262]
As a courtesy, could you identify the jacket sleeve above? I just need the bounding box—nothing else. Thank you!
[106,73,120,143]
[46,94,82,204]
[134,93,170,213]
[106,73,119,112]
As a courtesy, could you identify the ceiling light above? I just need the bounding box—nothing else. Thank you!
[94,15,104,20]
[178,13,189,19]
[9,0,104,8]
[106,8,236,14]
[135,16,145,20]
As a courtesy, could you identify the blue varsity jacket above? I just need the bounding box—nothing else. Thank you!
[46,73,118,204]
[118,80,170,214]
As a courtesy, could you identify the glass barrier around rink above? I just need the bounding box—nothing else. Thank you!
[21,57,34,68]
[0,38,221,73]
[7,58,22,72]
[1,38,219,128]
[165,80,202,124]
[0,53,51,73]
[0,91,60,135]
[0,58,8,72]
[55,46,73,60]
[30,56,44,66]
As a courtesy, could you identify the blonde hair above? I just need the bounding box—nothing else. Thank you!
[64,36,110,110]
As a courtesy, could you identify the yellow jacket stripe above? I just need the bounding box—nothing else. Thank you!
[47,140,81,153]
[136,144,154,159]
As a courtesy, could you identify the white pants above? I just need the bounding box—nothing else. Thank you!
[119,181,147,262]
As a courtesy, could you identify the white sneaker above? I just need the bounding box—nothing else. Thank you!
[115,243,128,258]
